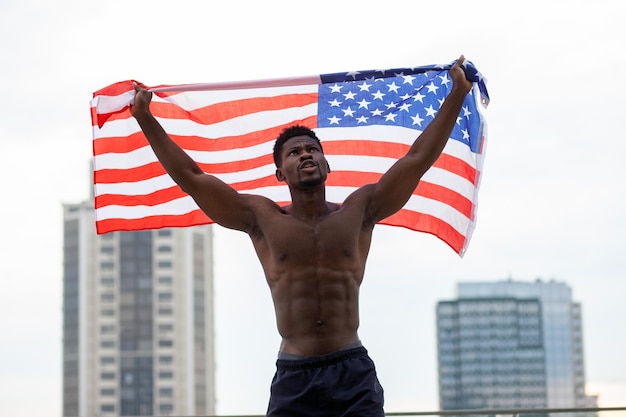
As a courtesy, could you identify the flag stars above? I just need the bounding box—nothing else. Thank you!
[342,106,356,117]
[345,71,360,80]
[402,74,416,84]
[328,98,342,107]
[426,82,439,94]
[329,83,342,93]
[411,113,424,126]
[357,98,371,109]
[328,115,342,125]
[372,90,385,100]
[384,112,398,122]
[413,91,426,103]
[387,81,400,93]
[439,73,451,87]
[358,81,372,92]
[318,66,481,136]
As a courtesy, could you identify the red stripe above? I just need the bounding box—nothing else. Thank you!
[94,154,275,184]
[92,80,134,97]
[91,92,318,127]
[380,210,465,253]
[151,93,317,124]
[95,171,472,218]
[94,137,474,186]
[327,171,473,218]
[95,207,466,254]
[93,115,318,156]
[96,209,212,234]
[325,141,476,184]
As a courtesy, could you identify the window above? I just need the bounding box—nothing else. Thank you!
[158,324,173,333]
[158,292,173,302]
[101,340,115,348]
[100,404,115,412]
[158,308,173,316]
[159,371,173,379]
[159,387,173,397]
[158,261,172,269]
[157,229,172,237]
[100,356,115,365]
[157,245,172,253]
[101,309,115,316]
[100,261,114,271]
[101,388,115,396]
[101,277,114,287]
[159,340,173,348]
[100,325,115,334]
[159,403,173,414]
[100,372,115,380]
[158,355,173,364]
[100,293,115,302]
[100,246,114,254]
[158,276,173,285]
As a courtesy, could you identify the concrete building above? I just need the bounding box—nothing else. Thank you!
[436,279,596,411]
[62,200,215,416]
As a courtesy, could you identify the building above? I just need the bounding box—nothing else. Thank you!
[436,279,596,411]
[62,200,216,416]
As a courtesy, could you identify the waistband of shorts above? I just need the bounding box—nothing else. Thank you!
[276,346,368,370]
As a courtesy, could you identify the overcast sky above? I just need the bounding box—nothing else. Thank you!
[1,0,625,416]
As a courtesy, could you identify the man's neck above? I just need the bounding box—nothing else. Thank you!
[288,186,332,222]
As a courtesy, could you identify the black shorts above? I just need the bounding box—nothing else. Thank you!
[266,346,385,417]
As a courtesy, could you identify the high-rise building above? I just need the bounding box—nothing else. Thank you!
[62,200,216,416]
[436,279,596,411]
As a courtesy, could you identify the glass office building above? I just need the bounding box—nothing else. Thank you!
[62,200,216,416]
[436,279,596,411]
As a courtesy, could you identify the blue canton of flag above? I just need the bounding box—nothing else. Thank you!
[318,62,486,153]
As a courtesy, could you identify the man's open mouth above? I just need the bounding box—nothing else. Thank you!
[299,161,318,169]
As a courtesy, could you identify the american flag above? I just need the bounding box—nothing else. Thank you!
[90,60,489,256]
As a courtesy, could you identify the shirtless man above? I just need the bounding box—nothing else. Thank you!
[131,56,473,417]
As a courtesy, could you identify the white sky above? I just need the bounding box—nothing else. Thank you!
[1,0,625,416]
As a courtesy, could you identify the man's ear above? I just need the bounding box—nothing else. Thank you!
[276,168,285,182]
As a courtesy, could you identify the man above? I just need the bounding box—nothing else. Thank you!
[131,55,473,417]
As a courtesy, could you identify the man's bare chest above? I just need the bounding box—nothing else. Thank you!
[254,209,370,265]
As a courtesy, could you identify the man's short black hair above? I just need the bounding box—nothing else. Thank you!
[273,125,323,168]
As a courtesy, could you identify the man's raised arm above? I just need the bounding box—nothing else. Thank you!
[130,83,256,231]
[365,55,474,223]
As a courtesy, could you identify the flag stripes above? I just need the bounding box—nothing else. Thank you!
[91,61,488,255]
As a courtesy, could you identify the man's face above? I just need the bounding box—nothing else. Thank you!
[276,135,329,188]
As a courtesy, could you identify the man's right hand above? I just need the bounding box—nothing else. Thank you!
[131,82,153,118]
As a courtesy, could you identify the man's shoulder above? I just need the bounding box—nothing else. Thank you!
[241,193,289,217]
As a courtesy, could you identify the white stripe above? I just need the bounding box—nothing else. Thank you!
[92,102,318,142]
[94,155,474,201]
[96,195,199,220]
[95,184,470,235]
[154,83,319,110]
[91,90,136,114]
[318,125,479,169]
[95,173,177,196]
[95,159,474,200]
